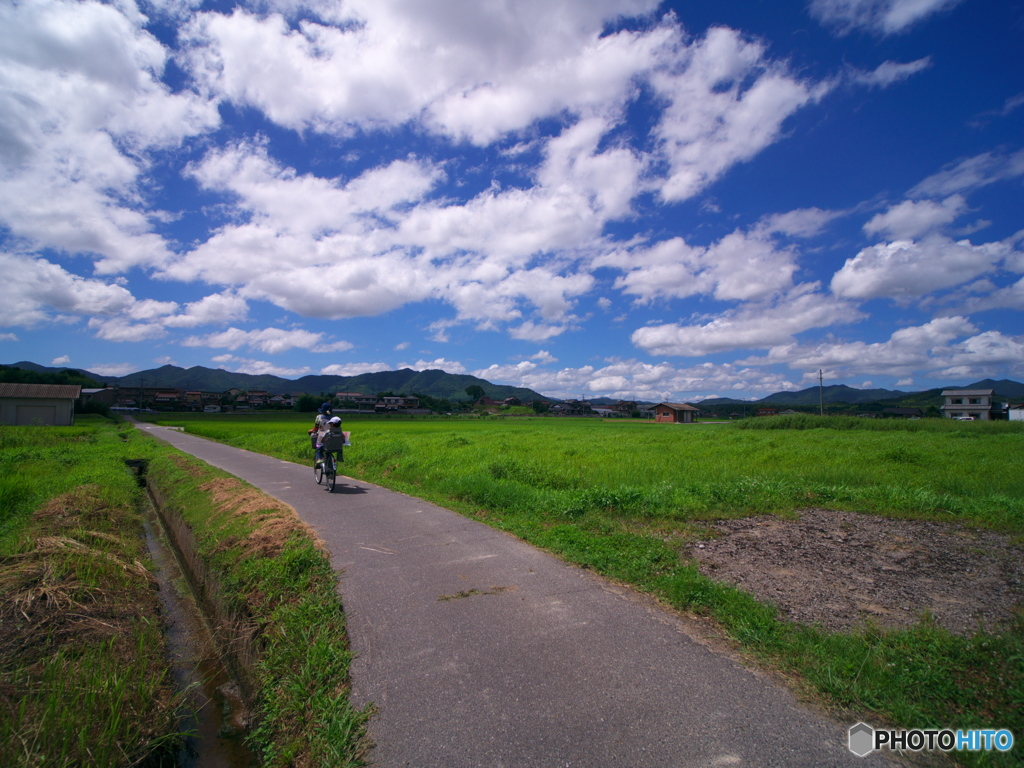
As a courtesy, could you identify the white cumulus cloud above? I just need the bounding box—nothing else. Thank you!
[809,0,964,36]
[183,326,352,354]
[0,252,135,327]
[408,358,467,374]
[742,316,1024,381]
[831,235,1007,300]
[0,0,218,273]
[320,362,393,376]
[651,27,821,202]
[474,356,803,401]
[210,354,312,377]
[598,209,832,305]
[863,195,967,240]
[180,0,661,140]
[631,285,863,357]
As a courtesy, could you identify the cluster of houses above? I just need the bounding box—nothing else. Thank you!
[90,387,430,414]
[82,386,290,412]
[0,383,434,425]
[481,397,690,420]
[481,390,1024,423]
[497,397,702,423]
[2,383,1022,427]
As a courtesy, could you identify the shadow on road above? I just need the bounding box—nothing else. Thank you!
[327,483,369,495]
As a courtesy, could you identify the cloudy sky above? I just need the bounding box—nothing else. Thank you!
[2,0,1022,400]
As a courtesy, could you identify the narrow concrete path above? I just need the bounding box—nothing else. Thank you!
[136,423,894,767]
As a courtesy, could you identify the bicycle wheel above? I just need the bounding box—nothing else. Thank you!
[325,454,336,492]
[315,457,324,484]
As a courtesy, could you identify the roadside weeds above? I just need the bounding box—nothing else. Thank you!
[0,421,370,767]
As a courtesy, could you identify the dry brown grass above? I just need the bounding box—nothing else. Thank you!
[200,477,327,558]
[169,453,207,477]
[32,484,137,530]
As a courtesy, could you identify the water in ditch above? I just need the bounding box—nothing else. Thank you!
[141,504,258,768]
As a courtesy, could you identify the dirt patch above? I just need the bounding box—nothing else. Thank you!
[691,508,1024,636]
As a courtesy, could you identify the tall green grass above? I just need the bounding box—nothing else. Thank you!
[0,420,148,544]
[3,633,181,766]
[166,415,1024,532]
[0,421,185,766]
[737,413,1023,433]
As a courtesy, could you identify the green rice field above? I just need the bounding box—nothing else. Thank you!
[156,413,1024,533]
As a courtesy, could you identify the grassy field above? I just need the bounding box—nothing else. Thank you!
[0,418,367,767]
[0,418,184,766]
[153,412,1024,765]
[158,412,1024,531]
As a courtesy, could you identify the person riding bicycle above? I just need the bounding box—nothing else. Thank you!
[309,403,333,464]
[314,402,332,424]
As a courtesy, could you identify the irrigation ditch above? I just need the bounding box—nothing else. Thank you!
[127,458,258,767]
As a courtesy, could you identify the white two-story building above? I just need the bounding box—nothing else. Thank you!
[940,389,998,420]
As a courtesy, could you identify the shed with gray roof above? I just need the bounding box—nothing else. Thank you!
[0,383,81,426]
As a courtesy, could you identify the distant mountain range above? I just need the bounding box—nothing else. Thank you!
[5,361,1023,407]
[4,361,546,403]
[700,378,1024,407]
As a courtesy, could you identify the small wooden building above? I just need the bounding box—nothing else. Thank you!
[0,383,81,426]
[653,402,700,423]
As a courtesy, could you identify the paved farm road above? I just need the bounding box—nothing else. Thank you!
[136,422,896,768]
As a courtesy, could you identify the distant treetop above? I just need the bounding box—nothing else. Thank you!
[0,365,102,388]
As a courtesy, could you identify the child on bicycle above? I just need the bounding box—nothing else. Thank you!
[313,415,343,466]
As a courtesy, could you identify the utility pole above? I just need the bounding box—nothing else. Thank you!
[819,369,824,417]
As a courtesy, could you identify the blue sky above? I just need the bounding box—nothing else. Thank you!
[1,0,1022,400]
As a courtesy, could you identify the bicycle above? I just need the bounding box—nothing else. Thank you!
[314,428,347,492]
[315,448,340,492]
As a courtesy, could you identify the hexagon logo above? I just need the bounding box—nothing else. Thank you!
[849,722,875,757]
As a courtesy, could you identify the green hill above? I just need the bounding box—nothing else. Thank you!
[1,363,102,388]
[4,362,545,403]
[700,378,1024,411]
[965,379,1024,399]
[697,385,866,408]
[760,384,908,406]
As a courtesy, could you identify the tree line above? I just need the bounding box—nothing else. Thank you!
[0,365,103,388]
